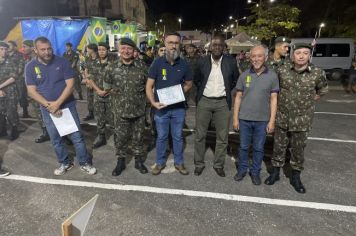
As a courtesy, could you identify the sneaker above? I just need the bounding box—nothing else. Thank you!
[151,164,166,175]
[80,163,97,175]
[54,163,74,176]
[175,164,189,175]
[0,169,10,177]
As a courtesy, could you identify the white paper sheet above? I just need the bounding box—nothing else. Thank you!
[50,108,79,137]
[156,84,185,106]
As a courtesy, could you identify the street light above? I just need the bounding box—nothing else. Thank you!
[318,22,325,38]
[228,16,246,35]
[178,18,182,30]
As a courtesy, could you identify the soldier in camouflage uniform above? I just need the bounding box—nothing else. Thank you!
[63,42,83,100]
[104,38,148,176]
[238,51,251,73]
[86,42,114,149]
[266,36,291,71]
[7,41,30,118]
[185,44,199,105]
[82,44,98,121]
[23,40,51,143]
[0,41,19,140]
[264,43,328,194]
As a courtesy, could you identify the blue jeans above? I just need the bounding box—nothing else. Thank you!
[154,108,185,166]
[41,105,90,166]
[238,119,268,176]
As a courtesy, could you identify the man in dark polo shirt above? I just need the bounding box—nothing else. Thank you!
[25,37,96,176]
[233,45,279,185]
[146,32,193,175]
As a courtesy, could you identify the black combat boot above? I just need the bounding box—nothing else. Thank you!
[112,159,126,176]
[264,167,280,185]
[10,126,19,141]
[134,157,148,174]
[92,134,107,149]
[35,127,50,143]
[83,111,94,121]
[290,170,306,194]
[22,107,31,118]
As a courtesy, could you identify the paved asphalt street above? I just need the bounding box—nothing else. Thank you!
[0,83,356,236]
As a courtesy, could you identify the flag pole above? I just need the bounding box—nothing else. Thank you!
[310,31,318,63]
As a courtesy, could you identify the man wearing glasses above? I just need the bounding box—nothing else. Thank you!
[193,35,239,177]
[146,32,193,175]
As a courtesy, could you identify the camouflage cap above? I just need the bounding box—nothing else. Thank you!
[23,39,34,47]
[119,38,137,49]
[274,36,291,44]
[0,41,9,48]
[98,42,110,49]
[292,43,312,51]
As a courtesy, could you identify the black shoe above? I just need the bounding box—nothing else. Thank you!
[135,159,148,174]
[0,130,7,137]
[10,126,19,141]
[22,108,31,118]
[112,159,126,176]
[92,135,106,149]
[250,174,262,185]
[213,167,226,177]
[290,170,306,194]
[83,112,94,121]
[35,127,50,143]
[264,167,280,185]
[234,172,246,181]
[194,166,205,176]
[0,168,10,177]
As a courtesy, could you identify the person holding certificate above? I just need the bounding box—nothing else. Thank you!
[26,37,97,176]
[193,35,239,177]
[146,32,193,175]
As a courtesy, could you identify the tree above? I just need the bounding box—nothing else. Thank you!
[241,3,301,43]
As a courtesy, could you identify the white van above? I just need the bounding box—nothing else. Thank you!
[291,38,355,80]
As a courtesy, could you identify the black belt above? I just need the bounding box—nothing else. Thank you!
[203,95,226,100]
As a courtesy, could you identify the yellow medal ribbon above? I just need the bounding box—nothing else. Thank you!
[162,68,167,80]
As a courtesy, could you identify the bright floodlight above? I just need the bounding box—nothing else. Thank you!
[248,0,252,3]
[178,18,182,23]
[320,23,325,28]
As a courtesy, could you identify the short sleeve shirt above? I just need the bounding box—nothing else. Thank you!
[236,66,279,121]
[25,55,76,108]
[148,56,193,110]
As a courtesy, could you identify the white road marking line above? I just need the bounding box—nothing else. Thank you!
[315,112,356,116]
[3,174,356,214]
[307,137,356,144]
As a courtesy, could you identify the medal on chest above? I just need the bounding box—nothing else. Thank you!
[245,75,252,88]
[34,66,42,79]
[162,68,167,80]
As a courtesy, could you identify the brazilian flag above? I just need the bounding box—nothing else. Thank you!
[111,20,120,34]
[90,17,107,43]
[119,23,137,43]
[147,31,157,47]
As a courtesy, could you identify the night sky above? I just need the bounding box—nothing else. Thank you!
[0,0,355,38]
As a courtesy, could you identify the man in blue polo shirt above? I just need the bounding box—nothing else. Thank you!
[25,37,96,176]
[146,32,193,175]
[233,45,279,185]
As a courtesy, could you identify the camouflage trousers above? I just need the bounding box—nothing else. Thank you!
[0,96,19,127]
[114,115,145,160]
[16,78,29,108]
[30,99,45,128]
[74,74,82,95]
[272,126,308,171]
[87,88,94,114]
[93,96,112,135]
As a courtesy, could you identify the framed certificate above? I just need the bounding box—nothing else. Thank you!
[157,84,186,106]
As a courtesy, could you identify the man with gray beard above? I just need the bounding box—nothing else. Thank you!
[146,32,193,175]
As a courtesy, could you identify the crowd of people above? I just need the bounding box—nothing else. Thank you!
[0,32,329,194]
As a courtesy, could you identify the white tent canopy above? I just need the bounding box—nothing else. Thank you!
[225,32,260,54]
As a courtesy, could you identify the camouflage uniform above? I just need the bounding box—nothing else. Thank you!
[0,57,19,128]
[91,57,114,135]
[83,56,96,115]
[63,50,82,97]
[272,63,328,171]
[8,51,28,109]
[185,55,199,104]
[239,59,251,73]
[266,56,291,71]
[104,59,148,160]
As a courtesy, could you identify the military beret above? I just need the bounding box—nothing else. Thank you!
[0,41,9,48]
[274,36,291,44]
[292,43,312,51]
[8,40,17,47]
[65,42,73,47]
[119,38,137,49]
[98,42,110,49]
[23,40,34,47]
